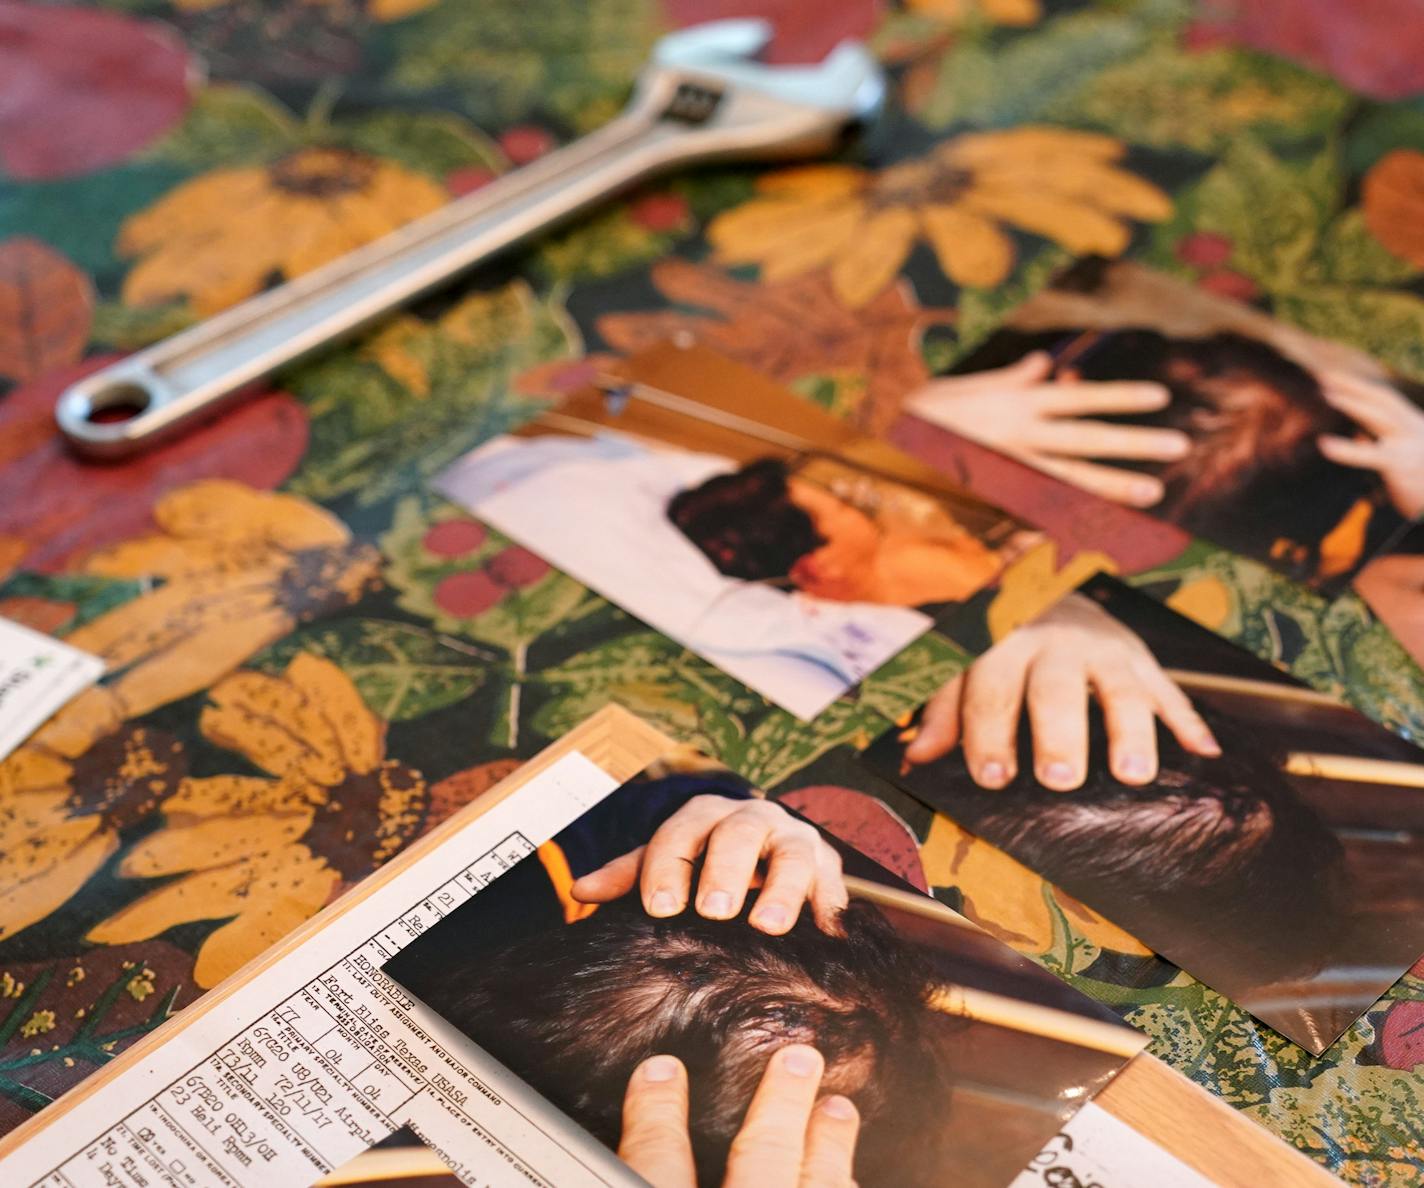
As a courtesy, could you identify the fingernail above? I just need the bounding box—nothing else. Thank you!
[753,905,788,931]
[781,1046,821,1077]
[642,1055,680,1083]
[978,761,1008,788]
[649,890,679,917]
[1132,480,1161,505]
[1042,762,1076,788]
[820,1095,857,1120]
[1117,754,1151,781]
[1197,733,1222,757]
[702,890,733,918]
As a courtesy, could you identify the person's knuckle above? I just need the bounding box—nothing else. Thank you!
[729,1125,802,1163]
[717,815,769,847]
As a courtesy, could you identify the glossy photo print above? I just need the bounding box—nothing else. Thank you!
[436,343,1038,720]
[869,572,1424,1053]
[904,259,1424,596]
[384,757,1145,1188]
[316,1127,462,1188]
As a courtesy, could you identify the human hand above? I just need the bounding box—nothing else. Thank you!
[570,795,848,935]
[1317,370,1424,520]
[904,592,1220,791]
[906,352,1190,508]
[618,1048,859,1188]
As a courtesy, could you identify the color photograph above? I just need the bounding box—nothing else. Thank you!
[385,757,1145,1188]
[870,572,1424,1053]
[905,259,1424,595]
[437,344,1037,719]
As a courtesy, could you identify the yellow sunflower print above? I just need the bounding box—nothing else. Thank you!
[708,126,1172,307]
[119,147,447,316]
[90,654,427,987]
[0,728,189,944]
[0,481,379,944]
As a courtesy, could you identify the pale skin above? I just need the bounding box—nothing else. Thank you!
[909,356,1424,521]
[578,801,858,1183]
[1316,369,1424,521]
[620,1047,859,1188]
[906,593,1221,791]
[570,794,848,936]
[905,352,1190,508]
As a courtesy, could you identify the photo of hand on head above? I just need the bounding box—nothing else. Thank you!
[874,581,1360,1045]
[908,334,1424,524]
[906,314,1424,595]
[569,793,849,936]
[422,795,957,1187]
[598,793,867,1188]
[905,593,1221,792]
[386,753,1147,1188]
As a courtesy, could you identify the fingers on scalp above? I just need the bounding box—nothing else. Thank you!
[904,672,964,763]
[619,1056,696,1188]
[800,1097,860,1188]
[961,644,1030,788]
[725,1046,825,1188]
[1092,668,1158,784]
[1032,455,1165,507]
[1322,371,1411,428]
[1023,418,1190,461]
[1145,669,1220,756]
[641,797,740,915]
[1318,434,1385,470]
[698,807,776,919]
[751,828,820,934]
[1025,653,1089,791]
[810,846,849,935]
[1034,380,1171,416]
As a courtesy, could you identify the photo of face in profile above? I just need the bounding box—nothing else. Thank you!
[906,259,1424,596]
[436,346,1037,720]
[385,761,1144,1188]
[870,572,1424,1053]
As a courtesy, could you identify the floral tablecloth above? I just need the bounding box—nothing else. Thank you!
[3,0,1424,1181]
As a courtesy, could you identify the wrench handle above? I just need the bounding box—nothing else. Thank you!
[57,55,870,458]
[56,83,690,457]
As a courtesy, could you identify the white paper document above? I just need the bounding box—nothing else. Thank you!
[0,617,104,762]
[1014,1102,1213,1188]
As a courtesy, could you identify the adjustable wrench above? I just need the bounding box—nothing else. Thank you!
[56,19,885,458]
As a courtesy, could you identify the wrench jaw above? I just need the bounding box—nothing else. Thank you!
[636,19,887,163]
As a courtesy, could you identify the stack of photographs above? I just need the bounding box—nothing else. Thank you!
[897,259,1424,667]
[869,572,1424,1054]
[436,342,1041,720]
[431,282,1424,1075]
[385,759,1147,1188]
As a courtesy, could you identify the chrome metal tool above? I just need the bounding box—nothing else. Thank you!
[56,19,885,458]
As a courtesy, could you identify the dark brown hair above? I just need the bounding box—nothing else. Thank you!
[667,458,825,582]
[435,896,957,1187]
[920,707,1346,983]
